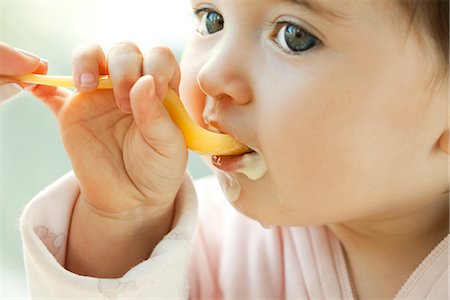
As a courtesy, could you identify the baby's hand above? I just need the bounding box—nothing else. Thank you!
[30,42,188,277]
[66,43,187,215]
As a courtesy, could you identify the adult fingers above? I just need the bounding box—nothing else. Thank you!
[0,42,41,75]
[0,51,47,105]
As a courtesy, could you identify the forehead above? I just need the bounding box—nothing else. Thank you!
[191,0,397,18]
[293,0,396,15]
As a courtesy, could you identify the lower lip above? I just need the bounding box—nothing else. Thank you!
[211,154,246,172]
[211,151,268,180]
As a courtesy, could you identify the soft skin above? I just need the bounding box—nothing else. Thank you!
[13,0,448,298]
[25,44,189,278]
[0,42,48,104]
[181,0,448,226]
[179,0,448,298]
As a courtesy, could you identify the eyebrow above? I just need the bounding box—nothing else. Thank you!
[290,0,348,20]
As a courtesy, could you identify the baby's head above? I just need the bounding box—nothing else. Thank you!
[180,0,449,227]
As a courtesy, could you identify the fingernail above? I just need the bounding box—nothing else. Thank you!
[80,72,97,88]
[14,48,41,61]
[0,83,24,105]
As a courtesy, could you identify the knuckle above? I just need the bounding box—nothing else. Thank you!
[147,46,175,61]
[144,47,179,81]
[71,48,89,63]
[108,43,143,69]
[71,43,102,61]
[110,41,141,55]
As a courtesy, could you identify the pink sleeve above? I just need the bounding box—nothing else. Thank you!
[188,176,225,298]
[188,176,288,299]
[20,171,198,298]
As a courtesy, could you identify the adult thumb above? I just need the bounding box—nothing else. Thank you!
[0,42,41,75]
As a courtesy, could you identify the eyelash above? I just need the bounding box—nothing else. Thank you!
[192,7,218,35]
[192,7,210,16]
[192,7,209,20]
[271,20,321,55]
[192,7,321,54]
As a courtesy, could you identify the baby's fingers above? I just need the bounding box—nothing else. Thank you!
[108,43,143,113]
[130,75,185,156]
[71,43,107,93]
[30,85,71,116]
[143,47,181,102]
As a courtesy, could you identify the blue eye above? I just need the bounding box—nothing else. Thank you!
[274,22,319,53]
[195,8,224,35]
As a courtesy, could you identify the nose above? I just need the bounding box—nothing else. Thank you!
[197,37,252,106]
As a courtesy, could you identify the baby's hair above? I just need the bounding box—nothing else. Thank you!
[400,0,449,76]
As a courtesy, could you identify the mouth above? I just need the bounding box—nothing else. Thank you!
[211,151,267,181]
[207,122,267,181]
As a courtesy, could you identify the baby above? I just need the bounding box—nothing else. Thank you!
[6,0,450,298]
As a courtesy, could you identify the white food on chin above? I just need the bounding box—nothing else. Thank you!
[236,151,268,180]
[219,172,241,203]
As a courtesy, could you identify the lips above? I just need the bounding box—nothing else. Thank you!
[210,130,255,174]
[210,131,256,172]
[212,150,268,180]
[212,154,247,172]
[204,116,267,180]
[206,119,255,153]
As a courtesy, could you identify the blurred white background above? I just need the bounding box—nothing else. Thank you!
[0,0,211,297]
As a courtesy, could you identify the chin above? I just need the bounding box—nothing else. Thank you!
[215,171,282,226]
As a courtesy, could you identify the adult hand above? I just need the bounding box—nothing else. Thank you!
[0,41,47,104]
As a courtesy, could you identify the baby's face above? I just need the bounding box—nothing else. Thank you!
[180,0,448,226]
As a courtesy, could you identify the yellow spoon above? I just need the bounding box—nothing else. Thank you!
[15,74,249,156]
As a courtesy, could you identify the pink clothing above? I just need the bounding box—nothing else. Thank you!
[21,172,449,299]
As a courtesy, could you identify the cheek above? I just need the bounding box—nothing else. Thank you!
[179,43,207,126]
[255,59,436,224]
[254,73,382,222]
[260,105,348,213]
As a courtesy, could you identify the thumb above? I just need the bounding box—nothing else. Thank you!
[130,75,186,154]
[0,42,41,75]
